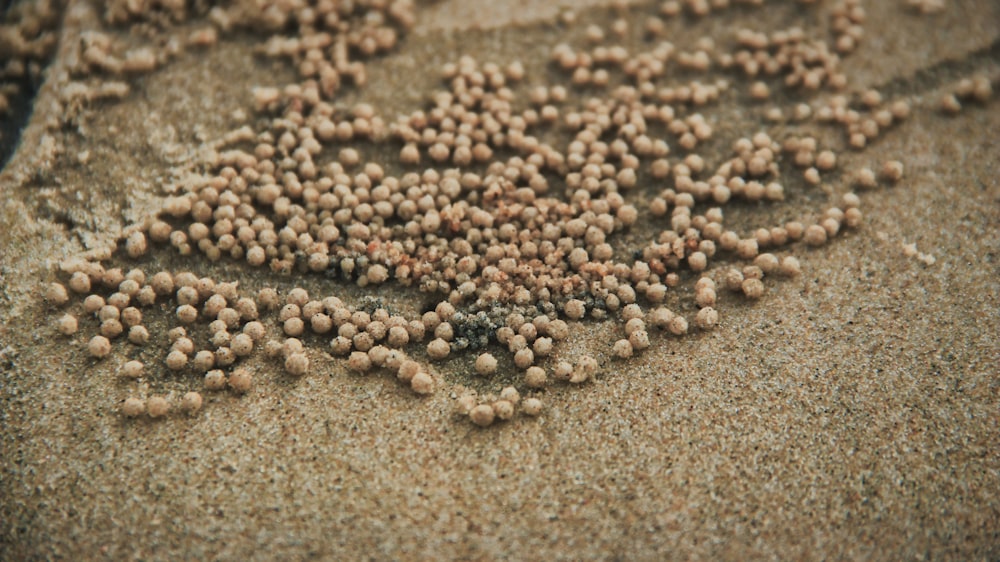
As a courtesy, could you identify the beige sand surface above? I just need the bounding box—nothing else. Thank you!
[1,1,998,559]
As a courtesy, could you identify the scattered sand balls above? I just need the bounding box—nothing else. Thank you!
[521,397,543,417]
[851,169,876,191]
[940,93,962,114]
[347,351,371,373]
[397,359,420,382]
[724,269,745,292]
[283,317,305,337]
[82,294,104,314]
[87,335,112,359]
[749,81,770,100]
[475,353,498,376]
[285,352,309,376]
[176,304,198,324]
[228,368,252,393]
[737,239,759,260]
[126,325,149,345]
[613,339,634,359]
[546,359,569,380]
[410,372,434,395]
[68,272,91,294]
[165,350,188,371]
[907,0,946,14]
[121,307,142,327]
[816,150,837,171]
[695,284,717,308]
[192,350,215,372]
[122,360,144,378]
[688,252,708,271]
[427,338,450,360]
[630,330,651,350]
[668,315,689,336]
[100,319,123,339]
[368,346,390,368]
[147,396,169,418]
[528,329,551,351]
[754,253,779,275]
[455,394,477,416]
[564,299,586,320]
[243,321,266,341]
[963,76,994,102]
[880,160,904,183]
[576,355,599,382]
[514,348,535,370]
[56,314,78,335]
[46,283,69,305]
[469,404,496,427]
[902,242,936,266]
[38,1,939,427]
[492,400,515,421]
[694,307,719,329]
[231,333,254,357]
[742,278,765,299]
[499,386,520,405]
[780,256,802,276]
[204,369,227,390]
[122,397,145,418]
[804,224,829,246]
[386,325,409,347]
[180,391,203,414]
[330,336,352,356]
[125,232,147,258]
[845,207,863,228]
[524,366,547,388]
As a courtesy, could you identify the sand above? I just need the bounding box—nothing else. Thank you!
[1,1,998,559]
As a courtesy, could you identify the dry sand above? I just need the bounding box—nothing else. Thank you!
[1,1,998,559]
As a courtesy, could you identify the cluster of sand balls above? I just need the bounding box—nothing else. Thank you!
[939,75,995,114]
[45,260,259,419]
[905,0,946,14]
[455,386,544,428]
[95,0,416,90]
[45,256,446,420]
[14,1,417,131]
[0,0,60,119]
[35,0,995,426]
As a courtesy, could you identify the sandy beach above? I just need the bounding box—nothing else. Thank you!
[1,1,998,559]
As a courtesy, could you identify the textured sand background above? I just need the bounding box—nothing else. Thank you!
[1,1,999,559]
